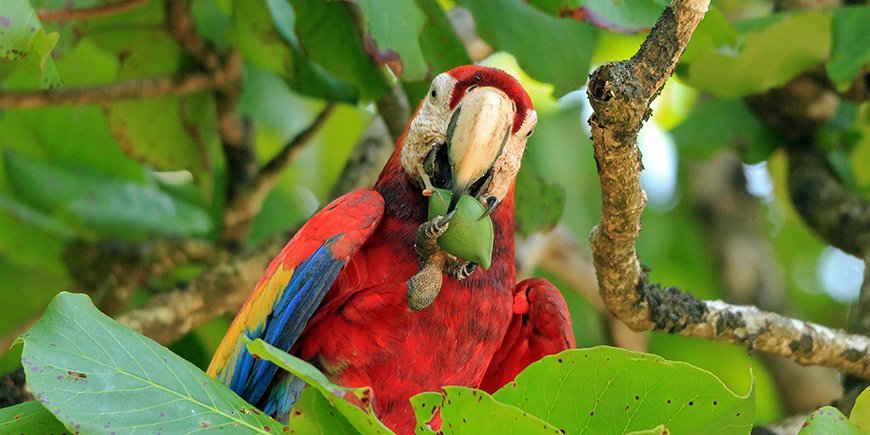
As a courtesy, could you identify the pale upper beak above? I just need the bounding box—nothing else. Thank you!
[445,87,514,212]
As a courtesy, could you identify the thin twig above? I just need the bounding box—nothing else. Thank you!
[257,104,338,189]
[222,105,337,243]
[117,232,289,345]
[587,0,870,377]
[164,0,221,71]
[36,0,150,23]
[0,74,222,108]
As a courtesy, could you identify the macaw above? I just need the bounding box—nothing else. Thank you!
[207,66,576,433]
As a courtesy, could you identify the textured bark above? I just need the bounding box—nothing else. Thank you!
[587,0,870,377]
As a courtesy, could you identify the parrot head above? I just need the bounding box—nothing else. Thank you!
[400,65,537,215]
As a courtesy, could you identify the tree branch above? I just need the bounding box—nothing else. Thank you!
[164,0,222,72]
[116,232,288,345]
[787,144,870,259]
[36,0,150,23]
[587,0,870,377]
[223,104,337,240]
[0,74,223,108]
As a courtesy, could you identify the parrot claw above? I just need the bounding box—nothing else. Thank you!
[446,259,476,281]
[415,214,453,258]
[407,255,446,311]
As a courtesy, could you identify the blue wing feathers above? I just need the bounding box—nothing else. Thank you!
[229,236,346,409]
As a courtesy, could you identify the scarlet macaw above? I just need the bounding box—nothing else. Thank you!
[207,66,576,433]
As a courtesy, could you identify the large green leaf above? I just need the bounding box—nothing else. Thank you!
[798,406,862,435]
[0,194,72,273]
[352,0,428,81]
[0,106,148,185]
[851,387,870,432]
[403,0,473,101]
[246,339,393,434]
[493,347,756,434]
[4,153,213,238]
[514,164,566,236]
[0,401,67,433]
[671,98,781,163]
[827,6,870,92]
[411,387,561,435]
[458,0,598,96]
[18,292,284,433]
[289,0,390,101]
[287,387,363,434]
[681,11,831,97]
[103,32,218,201]
[0,0,61,89]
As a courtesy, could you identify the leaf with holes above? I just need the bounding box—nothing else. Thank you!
[0,401,67,433]
[17,292,283,433]
[411,387,561,435]
[246,339,393,434]
[0,0,61,89]
[849,387,870,432]
[493,347,755,434]
[798,406,862,435]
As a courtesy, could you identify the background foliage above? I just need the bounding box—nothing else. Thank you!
[0,0,868,431]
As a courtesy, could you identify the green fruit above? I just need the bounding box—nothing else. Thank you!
[427,189,494,269]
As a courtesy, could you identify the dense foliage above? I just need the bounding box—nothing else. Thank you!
[0,0,867,432]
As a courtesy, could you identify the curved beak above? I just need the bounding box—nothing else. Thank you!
[445,88,513,213]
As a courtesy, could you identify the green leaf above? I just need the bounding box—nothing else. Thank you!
[529,0,668,33]
[411,386,562,435]
[353,0,428,81]
[827,6,870,92]
[798,406,862,435]
[402,0,472,101]
[289,388,362,434]
[0,401,67,433]
[232,0,294,76]
[102,32,217,200]
[107,94,219,202]
[671,98,780,163]
[681,11,831,97]
[246,339,394,434]
[4,152,213,238]
[575,0,669,33]
[493,347,756,434]
[681,7,738,63]
[626,425,669,435]
[290,0,391,101]
[851,387,870,431]
[0,0,61,89]
[18,292,284,433]
[0,106,148,184]
[458,0,598,96]
[0,194,72,273]
[514,165,566,236]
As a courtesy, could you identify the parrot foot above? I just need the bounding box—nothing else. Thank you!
[407,253,447,311]
[445,259,477,281]
[414,212,454,259]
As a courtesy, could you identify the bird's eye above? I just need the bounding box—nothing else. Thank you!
[430,89,437,99]
[466,85,477,93]
[526,129,534,137]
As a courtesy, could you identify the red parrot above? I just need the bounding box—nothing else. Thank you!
[207,65,575,433]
